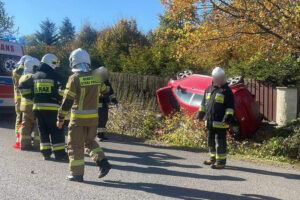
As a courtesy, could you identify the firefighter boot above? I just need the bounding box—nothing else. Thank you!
[203,160,216,165]
[97,132,108,141]
[211,163,226,169]
[66,175,84,182]
[55,152,69,162]
[97,158,111,178]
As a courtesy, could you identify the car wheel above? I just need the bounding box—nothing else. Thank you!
[177,70,193,80]
[227,76,244,86]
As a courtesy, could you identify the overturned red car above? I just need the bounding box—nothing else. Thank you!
[156,73,261,139]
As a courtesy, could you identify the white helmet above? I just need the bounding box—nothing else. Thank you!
[212,67,225,78]
[41,54,60,69]
[24,57,40,75]
[17,55,32,68]
[95,66,109,80]
[69,48,91,72]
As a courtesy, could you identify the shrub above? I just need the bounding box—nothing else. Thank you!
[107,104,300,163]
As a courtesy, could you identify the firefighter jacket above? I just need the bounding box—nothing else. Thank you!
[18,63,62,112]
[99,80,118,108]
[58,71,110,127]
[12,67,24,111]
[198,83,234,129]
[18,74,34,112]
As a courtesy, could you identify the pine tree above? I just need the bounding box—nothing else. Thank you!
[59,17,75,44]
[36,18,59,45]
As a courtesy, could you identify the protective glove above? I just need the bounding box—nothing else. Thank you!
[197,111,205,121]
[222,114,234,125]
[115,104,119,110]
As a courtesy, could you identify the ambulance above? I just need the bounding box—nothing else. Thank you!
[0,39,24,114]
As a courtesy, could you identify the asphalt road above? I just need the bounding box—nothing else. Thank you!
[0,116,300,200]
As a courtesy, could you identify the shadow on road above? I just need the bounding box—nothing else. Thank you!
[226,166,300,180]
[84,180,280,200]
[106,133,205,153]
[0,114,15,130]
[86,161,245,181]
[102,147,200,169]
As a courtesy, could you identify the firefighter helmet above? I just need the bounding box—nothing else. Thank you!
[17,55,32,68]
[41,54,60,69]
[69,48,91,72]
[24,57,40,75]
[212,67,225,78]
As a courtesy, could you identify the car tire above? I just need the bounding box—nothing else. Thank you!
[227,76,244,86]
[176,70,193,80]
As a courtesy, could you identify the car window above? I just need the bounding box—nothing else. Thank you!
[190,94,203,107]
[174,89,193,105]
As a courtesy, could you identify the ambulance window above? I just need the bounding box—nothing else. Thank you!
[174,89,193,105]
[190,94,203,107]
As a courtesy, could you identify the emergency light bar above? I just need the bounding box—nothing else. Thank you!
[0,36,25,44]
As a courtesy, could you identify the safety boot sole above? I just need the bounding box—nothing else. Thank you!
[203,160,216,165]
[211,164,226,169]
[66,175,84,182]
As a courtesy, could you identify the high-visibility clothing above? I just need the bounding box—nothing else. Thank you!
[19,74,34,112]
[58,72,109,126]
[58,71,109,176]
[199,83,233,166]
[19,63,66,157]
[12,68,23,136]
[97,80,118,137]
[19,110,39,149]
[98,80,118,108]
[198,83,234,129]
[207,129,227,165]
[35,111,66,158]
[68,125,105,176]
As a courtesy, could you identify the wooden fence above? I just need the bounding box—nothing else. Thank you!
[109,72,169,110]
[244,79,277,121]
[109,73,299,121]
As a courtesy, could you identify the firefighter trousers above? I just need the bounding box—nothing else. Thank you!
[207,128,227,165]
[20,111,40,149]
[97,106,109,134]
[35,110,66,158]
[15,109,22,137]
[68,125,106,176]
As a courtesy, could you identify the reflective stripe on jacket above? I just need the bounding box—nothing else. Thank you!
[199,83,234,129]
[58,71,109,126]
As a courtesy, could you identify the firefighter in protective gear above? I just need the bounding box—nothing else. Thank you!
[57,48,112,182]
[18,57,40,150]
[12,55,31,137]
[197,67,234,169]
[19,54,68,161]
[94,66,119,141]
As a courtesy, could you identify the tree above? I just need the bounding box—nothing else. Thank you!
[36,18,59,45]
[75,24,98,49]
[97,18,149,71]
[160,0,300,68]
[59,17,75,44]
[0,1,17,36]
[22,34,38,47]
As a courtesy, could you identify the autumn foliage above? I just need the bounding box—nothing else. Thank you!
[25,1,300,86]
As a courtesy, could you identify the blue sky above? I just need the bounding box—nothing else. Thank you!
[3,0,165,36]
